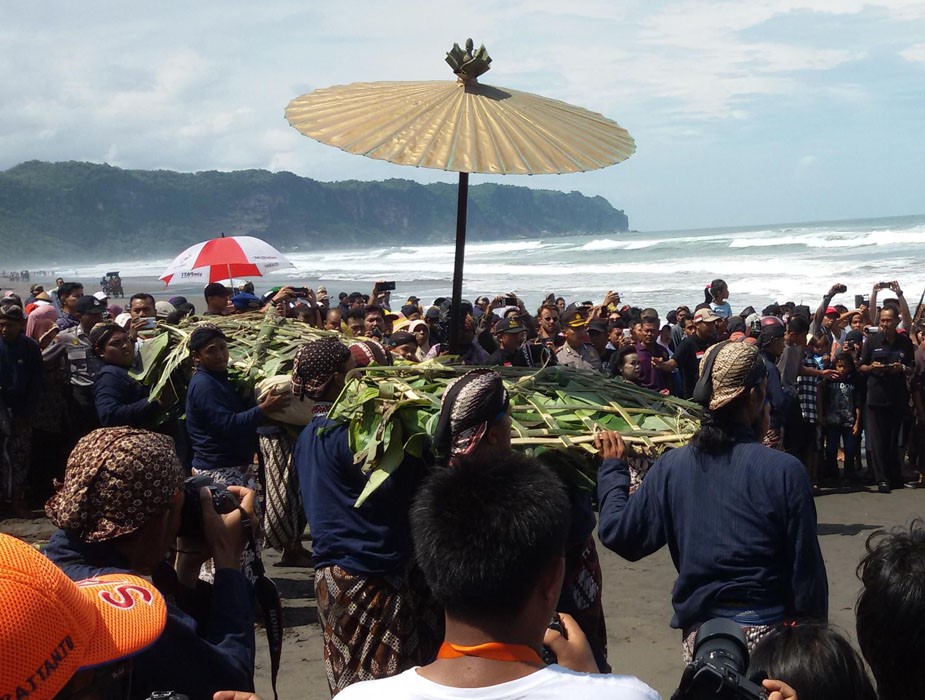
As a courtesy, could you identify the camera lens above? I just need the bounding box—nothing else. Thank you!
[692,618,749,675]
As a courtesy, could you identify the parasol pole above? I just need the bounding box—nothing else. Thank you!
[448,171,469,354]
[227,263,234,291]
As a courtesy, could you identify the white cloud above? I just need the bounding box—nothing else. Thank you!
[900,42,925,63]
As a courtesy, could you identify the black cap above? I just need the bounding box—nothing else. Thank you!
[587,318,608,334]
[203,283,230,299]
[425,307,441,319]
[75,295,107,315]
[494,317,526,335]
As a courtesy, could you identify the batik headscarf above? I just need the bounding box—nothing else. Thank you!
[434,369,510,464]
[349,340,392,368]
[45,428,183,542]
[291,338,352,401]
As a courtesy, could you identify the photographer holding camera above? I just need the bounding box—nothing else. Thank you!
[43,427,258,699]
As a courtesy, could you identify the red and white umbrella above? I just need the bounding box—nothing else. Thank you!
[159,235,296,287]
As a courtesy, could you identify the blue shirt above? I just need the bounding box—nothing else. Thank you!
[294,416,427,575]
[93,364,159,428]
[0,333,42,417]
[597,430,828,630]
[185,368,262,470]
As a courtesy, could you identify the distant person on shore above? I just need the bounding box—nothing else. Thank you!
[56,295,109,437]
[858,305,915,493]
[127,292,157,341]
[426,315,491,365]
[203,282,234,316]
[557,309,603,371]
[635,314,675,393]
[674,308,718,398]
[55,281,84,330]
[705,279,732,319]
[0,304,42,515]
[486,316,529,367]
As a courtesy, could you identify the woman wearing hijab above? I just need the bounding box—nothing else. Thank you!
[90,322,164,429]
[408,319,431,361]
[433,369,611,672]
[292,338,440,695]
[25,302,60,350]
[596,341,828,661]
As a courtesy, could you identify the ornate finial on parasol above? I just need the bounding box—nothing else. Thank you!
[445,38,492,82]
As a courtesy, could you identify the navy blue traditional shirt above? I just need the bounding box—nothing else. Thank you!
[185,368,262,470]
[294,416,428,575]
[93,364,159,428]
[597,428,828,631]
[0,333,42,417]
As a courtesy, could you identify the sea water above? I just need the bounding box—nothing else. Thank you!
[56,213,925,317]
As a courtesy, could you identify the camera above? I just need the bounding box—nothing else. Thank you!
[854,294,869,308]
[504,295,518,306]
[290,287,311,298]
[541,614,566,665]
[177,474,241,537]
[377,281,396,292]
[146,693,189,700]
[671,618,767,700]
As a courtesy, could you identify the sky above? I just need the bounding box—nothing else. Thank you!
[2,1,923,231]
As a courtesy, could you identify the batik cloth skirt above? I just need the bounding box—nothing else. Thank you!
[314,564,443,695]
[191,464,262,584]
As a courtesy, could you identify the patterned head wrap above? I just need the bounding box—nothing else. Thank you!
[696,341,766,411]
[349,340,392,368]
[188,324,226,352]
[88,321,125,356]
[291,338,352,400]
[434,369,510,463]
[45,428,183,542]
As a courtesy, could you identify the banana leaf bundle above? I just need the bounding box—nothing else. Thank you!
[129,312,343,400]
[327,364,702,506]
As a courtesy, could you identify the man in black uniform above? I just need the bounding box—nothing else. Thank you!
[859,306,915,492]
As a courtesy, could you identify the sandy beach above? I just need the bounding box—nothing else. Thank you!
[2,484,920,699]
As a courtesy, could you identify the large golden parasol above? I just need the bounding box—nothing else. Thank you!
[286,39,635,350]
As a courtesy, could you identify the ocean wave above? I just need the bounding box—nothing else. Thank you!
[729,225,925,250]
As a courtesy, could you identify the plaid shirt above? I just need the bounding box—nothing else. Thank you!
[796,351,824,423]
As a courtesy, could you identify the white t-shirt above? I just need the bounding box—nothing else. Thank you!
[336,666,661,700]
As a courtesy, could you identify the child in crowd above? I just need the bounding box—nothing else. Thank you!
[796,335,826,491]
[818,352,863,482]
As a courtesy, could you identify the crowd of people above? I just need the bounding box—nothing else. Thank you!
[1,273,924,700]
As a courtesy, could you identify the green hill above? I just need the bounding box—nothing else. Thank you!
[0,161,629,261]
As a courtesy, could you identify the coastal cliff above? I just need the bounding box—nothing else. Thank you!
[0,161,629,259]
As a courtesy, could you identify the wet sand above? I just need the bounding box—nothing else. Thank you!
[2,472,920,698]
